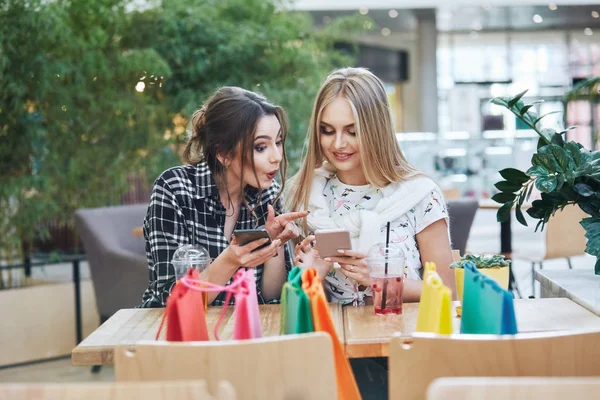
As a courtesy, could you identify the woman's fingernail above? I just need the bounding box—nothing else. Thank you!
[338,250,345,254]
[307,210,311,214]
[324,257,331,262]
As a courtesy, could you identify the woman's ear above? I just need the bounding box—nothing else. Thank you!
[216,153,230,168]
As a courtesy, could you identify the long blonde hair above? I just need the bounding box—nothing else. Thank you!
[287,67,420,232]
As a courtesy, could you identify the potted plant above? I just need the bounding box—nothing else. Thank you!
[490,88,600,274]
[450,254,511,304]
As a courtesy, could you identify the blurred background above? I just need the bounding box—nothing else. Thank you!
[1,0,600,376]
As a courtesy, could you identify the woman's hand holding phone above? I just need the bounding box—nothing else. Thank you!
[293,235,333,279]
[224,235,281,268]
[323,249,371,288]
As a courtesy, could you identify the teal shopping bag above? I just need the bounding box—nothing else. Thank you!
[280,266,314,334]
[461,262,518,335]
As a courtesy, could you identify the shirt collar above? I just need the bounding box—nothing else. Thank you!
[194,162,218,200]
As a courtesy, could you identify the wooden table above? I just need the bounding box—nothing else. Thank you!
[72,303,343,366]
[343,298,600,358]
[72,298,600,365]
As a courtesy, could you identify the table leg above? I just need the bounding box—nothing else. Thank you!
[73,259,82,344]
[24,254,31,278]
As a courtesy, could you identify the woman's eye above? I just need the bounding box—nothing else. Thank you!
[320,127,335,135]
[347,131,356,136]
[276,140,283,147]
[254,145,267,153]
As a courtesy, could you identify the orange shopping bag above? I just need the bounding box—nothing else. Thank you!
[156,268,209,341]
[302,268,361,400]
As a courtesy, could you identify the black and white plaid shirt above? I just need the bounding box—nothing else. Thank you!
[140,161,292,308]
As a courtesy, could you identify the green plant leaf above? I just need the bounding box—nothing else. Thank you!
[580,217,600,258]
[521,104,534,115]
[508,89,528,107]
[526,205,547,219]
[450,253,511,269]
[533,110,562,126]
[515,206,528,226]
[574,183,595,197]
[525,182,535,201]
[575,163,593,177]
[535,175,558,192]
[497,202,513,223]
[545,144,571,172]
[491,192,517,203]
[499,168,529,184]
[532,153,556,173]
[556,173,565,190]
[564,141,583,167]
[526,165,550,178]
[491,97,509,107]
[559,126,577,136]
[495,180,523,192]
[551,133,565,147]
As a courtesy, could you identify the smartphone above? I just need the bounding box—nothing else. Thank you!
[233,228,271,251]
[315,229,352,258]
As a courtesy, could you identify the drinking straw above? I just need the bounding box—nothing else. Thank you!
[381,221,391,311]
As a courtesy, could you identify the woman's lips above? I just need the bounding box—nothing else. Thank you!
[333,152,353,161]
[266,171,278,179]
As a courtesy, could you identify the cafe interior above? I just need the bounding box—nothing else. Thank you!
[2,0,600,399]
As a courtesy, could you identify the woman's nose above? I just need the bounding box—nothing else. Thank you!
[333,132,346,149]
[270,145,282,163]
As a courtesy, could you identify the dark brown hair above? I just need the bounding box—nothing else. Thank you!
[184,86,288,211]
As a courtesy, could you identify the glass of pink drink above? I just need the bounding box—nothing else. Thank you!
[367,244,405,315]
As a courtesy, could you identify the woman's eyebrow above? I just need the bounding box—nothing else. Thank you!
[320,121,355,129]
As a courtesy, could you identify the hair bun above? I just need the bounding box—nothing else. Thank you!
[191,106,207,137]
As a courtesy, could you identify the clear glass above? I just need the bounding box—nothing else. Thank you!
[366,244,405,315]
[171,244,211,280]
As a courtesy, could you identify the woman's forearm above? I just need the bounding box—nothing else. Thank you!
[200,251,241,303]
[261,248,287,301]
[403,279,424,302]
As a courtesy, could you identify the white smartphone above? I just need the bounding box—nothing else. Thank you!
[315,229,352,258]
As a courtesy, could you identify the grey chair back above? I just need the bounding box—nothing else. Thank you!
[75,204,149,319]
[446,199,478,256]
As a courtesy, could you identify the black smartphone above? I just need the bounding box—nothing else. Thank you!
[233,228,272,251]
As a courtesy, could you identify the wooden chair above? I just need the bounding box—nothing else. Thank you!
[515,205,587,294]
[0,380,235,400]
[427,377,600,400]
[115,332,336,400]
[389,330,600,400]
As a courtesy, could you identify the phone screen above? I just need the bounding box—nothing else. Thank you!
[233,229,271,250]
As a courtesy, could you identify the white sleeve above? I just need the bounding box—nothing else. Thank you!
[413,189,449,234]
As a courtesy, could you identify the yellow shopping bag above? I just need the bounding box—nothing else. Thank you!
[416,262,453,334]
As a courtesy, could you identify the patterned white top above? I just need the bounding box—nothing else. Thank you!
[322,175,448,305]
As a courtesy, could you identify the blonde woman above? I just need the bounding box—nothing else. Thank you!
[287,67,454,307]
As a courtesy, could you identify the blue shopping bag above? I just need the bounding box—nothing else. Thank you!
[460,262,518,335]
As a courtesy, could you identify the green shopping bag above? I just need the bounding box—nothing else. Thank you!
[461,261,518,335]
[280,266,314,334]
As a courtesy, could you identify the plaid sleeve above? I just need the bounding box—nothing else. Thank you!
[139,176,190,308]
[274,195,294,273]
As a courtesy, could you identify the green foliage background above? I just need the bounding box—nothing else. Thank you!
[491,88,600,274]
[0,0,368,259]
